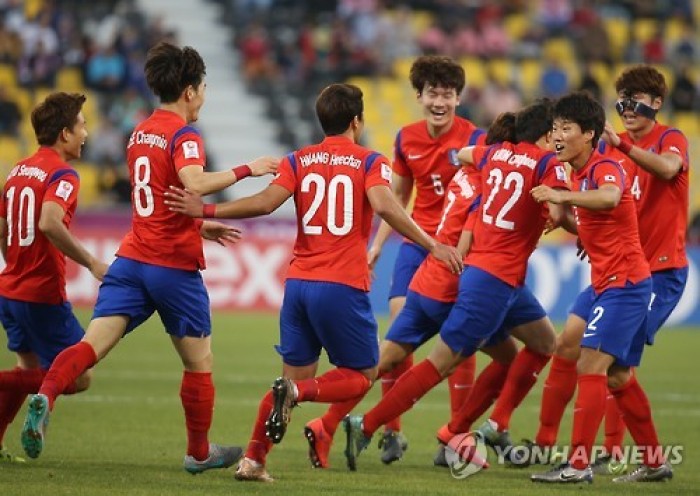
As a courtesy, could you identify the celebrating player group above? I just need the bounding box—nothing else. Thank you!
[0,41,687,487]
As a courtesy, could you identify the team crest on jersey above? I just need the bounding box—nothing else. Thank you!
[555,165,567,182]
[183,140,199,159]
[447,148,460,166]
[603,174,616,183]
[56,180,74,201]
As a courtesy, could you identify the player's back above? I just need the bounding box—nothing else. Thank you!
[466,142,568,287]
[394,116,485,235]
[118,109,205,271]
[283,136,391,291]
[619,123,689,271]
[0,147,79,304]
[410,168,480,302]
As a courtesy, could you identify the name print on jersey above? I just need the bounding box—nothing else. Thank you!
[7,164,48,182]
[491,149,538,169]
[299,152,362,169]
[127,130,168,150]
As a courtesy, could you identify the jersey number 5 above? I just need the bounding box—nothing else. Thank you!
[4,186,36,247]
[301,173,353,236]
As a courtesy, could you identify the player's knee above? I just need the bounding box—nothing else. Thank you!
[74,369,93,392]
[525,328,556,356]
[554,334,580,361]
[607,366,631,389]
[181,351,213,372]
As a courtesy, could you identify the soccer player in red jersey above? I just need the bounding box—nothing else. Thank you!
[529,67,689,476]
[530,92,671,484]
[165,83,462,482]
[343,100,569,472]
[0,92,108,463]
[20,42,277,473]
[367,55,486,462]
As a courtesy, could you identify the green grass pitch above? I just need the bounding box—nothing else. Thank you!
[0,311,697,495]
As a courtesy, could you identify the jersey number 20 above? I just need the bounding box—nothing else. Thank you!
[301,173,353,236]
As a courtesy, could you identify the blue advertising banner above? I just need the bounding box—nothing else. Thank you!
[369,242,700,327]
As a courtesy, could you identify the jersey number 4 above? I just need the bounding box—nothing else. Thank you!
[482,169,524,230]
[301,173,353,236]
[4,186,36,247]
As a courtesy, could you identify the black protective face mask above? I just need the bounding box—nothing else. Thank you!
[615,98,658,120]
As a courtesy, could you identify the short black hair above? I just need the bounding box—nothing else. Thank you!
[486,112,516,144]
[515,99,553,143]
[315,84,363,136]
[553,92,605,146]
[31,92,86,146]
[615,65,667,99]
[144,42,206,103]
[409,55,465,95]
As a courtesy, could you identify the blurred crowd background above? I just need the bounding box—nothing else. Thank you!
[0,0,699,241]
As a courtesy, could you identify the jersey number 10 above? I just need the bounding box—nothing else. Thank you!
[4,186,36,247]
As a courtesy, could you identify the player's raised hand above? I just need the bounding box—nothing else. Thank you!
[89,260,110,282]
[430,242,463,274]
[164,186,204,217]
[531,185,564,204]
[601,121,621,147]
[200,221,242,246]
[249,156,280,176]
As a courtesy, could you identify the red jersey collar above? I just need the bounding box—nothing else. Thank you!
[321,135,354,146]
[153,108,187,125]
[36,146,64,161]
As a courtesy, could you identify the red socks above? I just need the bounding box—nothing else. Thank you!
[449,359,510,434]
[0,390,27,445]
[0,367,46,393]
[380,354,413,432]
[610,376,662,467]
[321,396,365,437]
[604,390,626,459]
[180,371,214,461]
[490,348,550,431]
[363,359,442,436]
[295,368,371,403]
[569,374,607,470]
[245,390,274,464]
[447,355,475,424]
[39,341,97,409]
[535,354,577,446]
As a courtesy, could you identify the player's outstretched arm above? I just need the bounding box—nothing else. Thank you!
[178,156,280,196]
[165,184,291,219]
[531,184,621,211]
[367,173,413,270]
[39,201,109,281]
[367,184,462,274]
[602,121,683,180]
[457,146,475,165]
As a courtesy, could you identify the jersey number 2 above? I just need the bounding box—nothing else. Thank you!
[301,173,353,236]
[4,186,36,247]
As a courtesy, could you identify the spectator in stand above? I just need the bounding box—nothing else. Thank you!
[0,85,21,137]
[540,58,569,98]
[238,22,277,88]
[669,62,697,112]
[578,62,603,103]
[86,43,127,93]
[642,25,665,64]
[17,39,61,88]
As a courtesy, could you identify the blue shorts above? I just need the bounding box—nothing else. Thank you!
[0,297,84,369]
[92,257,211,338]
[277,279,379,369]
[384,290,453,348]
[647,267,688,344]
[388,241,429,300]
[440,266,546,356]
[483,285,548,347]
[570,285,596,321]
[579,278,652,367]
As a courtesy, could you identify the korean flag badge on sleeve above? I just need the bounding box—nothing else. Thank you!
[56,180,74,201]
[183,140,200,159]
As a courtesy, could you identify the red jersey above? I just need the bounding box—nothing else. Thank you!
[0,147,80,304]
[466,142,569,287]
[619,123,689,271]
[571,147,650,293]
[409,168,481,302]
[393,116,485,235]
[118,109,208,270]
[272,136,392,291]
